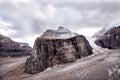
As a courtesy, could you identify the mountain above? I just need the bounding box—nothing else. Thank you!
[0,34,32,57]
[41,26,79,39]
[1,26,120,80]
[25,26,93,74]
[94,23,120,49]
[93,21,120,38]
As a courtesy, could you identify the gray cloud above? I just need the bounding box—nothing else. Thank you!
[0,0,120,46]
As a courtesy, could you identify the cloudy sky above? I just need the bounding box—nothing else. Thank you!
[0,0,120,47]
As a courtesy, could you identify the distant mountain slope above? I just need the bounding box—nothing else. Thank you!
[94,22,120,49]
[0,34,32,57]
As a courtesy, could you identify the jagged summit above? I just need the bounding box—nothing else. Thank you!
[41,26,78,39]
[57,26,71,33]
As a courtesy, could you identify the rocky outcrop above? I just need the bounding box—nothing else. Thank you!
[25,27,93,74]
[0,34,32,57]
[95,26,120,49]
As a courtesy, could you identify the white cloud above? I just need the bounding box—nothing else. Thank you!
[12,34,40,47]
[77,27,102,37]
[0,19,17,36]
[0,0,120,46]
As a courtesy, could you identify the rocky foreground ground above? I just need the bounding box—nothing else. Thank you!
[0,56,31,80]
[0,49,120,80]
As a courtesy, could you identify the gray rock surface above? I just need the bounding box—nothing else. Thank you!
[25,27,93,74]
[95,26,120,49]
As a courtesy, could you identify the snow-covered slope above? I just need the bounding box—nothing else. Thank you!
[41,26,79,39]
[93,20,120,49]
[87,37,113,54]
[94,20,120,38]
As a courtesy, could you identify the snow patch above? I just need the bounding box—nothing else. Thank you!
[87,37,113,54]
[107,65,120,77]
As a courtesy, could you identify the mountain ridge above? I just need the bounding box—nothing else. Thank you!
[41,26,79,39]
[0,34,32,57]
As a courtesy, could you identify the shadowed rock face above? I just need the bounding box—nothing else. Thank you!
[25,27,93,74]
[0,34,32,57]
[95,26,120,49]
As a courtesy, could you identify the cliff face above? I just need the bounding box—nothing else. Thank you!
[95,26,120,49]
[0,34,32,57]
[25,27,93,74]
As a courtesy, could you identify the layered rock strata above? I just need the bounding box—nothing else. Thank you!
[25,27,93,74]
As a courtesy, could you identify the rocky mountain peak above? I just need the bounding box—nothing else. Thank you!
[41,26,78,39]
[25,27,93,74]
[94,25,120,49]
[57,26,71,33]
[94,20,120,38]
